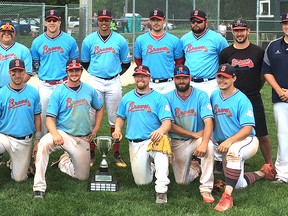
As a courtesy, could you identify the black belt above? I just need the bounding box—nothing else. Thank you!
[8,134,33,140]
[173,138,189,141]
[75,133,90,137]
[128,139,146,143]
[95,74,119,80]
[151,78,173,83]
[191,77,215,83]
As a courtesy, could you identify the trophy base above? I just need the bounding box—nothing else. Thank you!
[89,170,118,192]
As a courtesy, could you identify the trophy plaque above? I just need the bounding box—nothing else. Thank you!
[89,136,119,192]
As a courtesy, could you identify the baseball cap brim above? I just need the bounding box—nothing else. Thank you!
[45,15,60,20]
[174,74,190,77]
[232,26,248,30]
[10,66,25,71]
[133,71,150,77]
[217,72,233,78]
[190,16,206,21]
[150,16,165,20]
[281,19,288,23]
[98,16,112,19]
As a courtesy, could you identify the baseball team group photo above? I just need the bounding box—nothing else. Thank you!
[0,2,288,215]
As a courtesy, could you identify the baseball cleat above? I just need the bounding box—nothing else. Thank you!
[33,191,45,199]
[201,192,215,203]
[156,192,167,204]
[214,193,233,212]
[113,152,127,168]
[260,163,276,180]
[272,178,287,184]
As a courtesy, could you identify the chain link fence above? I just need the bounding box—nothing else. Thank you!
[0,1,284,51]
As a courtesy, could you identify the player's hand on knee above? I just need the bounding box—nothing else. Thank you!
[150,130,163,142]
[52,132,64,145]
[193,143,207,157]
[218,139,232,153]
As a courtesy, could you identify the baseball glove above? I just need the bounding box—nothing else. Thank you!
[213,179,226,193]
[147,134,173,157]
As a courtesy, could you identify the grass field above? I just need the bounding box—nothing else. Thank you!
[0,83,288,216]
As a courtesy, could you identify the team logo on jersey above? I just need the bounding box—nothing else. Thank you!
[146,45,170,54]
[174,107,196,118]
[8,99,31,110]
[66,98,89,108]
[231,58,254,68]
[42,45,64,55]
[186,44,208,53]
[213,104,232,117]
[0,53,17,61]
[164,104,171,112]
[94,46,116,55]
[128,102,151,113]
[245,108,253,117]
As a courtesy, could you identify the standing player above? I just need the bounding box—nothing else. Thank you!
[112,65,172,204]
[134,8,184,94]
[181,9,228,97]
[81,9,131,167]
[31,9,79,138]
[0,59,41,181]
[0,20,33,164]
[219,18,275,179]
[261,12,288,184]
[211,64,266,212]
[181,9,228,171]
[166,65,215,203]
[33,59,104,198]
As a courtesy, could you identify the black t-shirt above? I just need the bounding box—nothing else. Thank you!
[219,43,264,97]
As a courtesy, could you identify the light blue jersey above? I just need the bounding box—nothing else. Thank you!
[166,87,213,139]
[181,29,228,78]
[210,89,255,142]
[81,31,131,78]
[0,84,41,137]
[134,32,183,79]
[31,32,79,81]
[0,42,32,87]
[47,82,103,136]
[117,89,172,140]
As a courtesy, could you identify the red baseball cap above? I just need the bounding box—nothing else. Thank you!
[133,65,151,77]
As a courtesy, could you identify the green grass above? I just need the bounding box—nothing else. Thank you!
[1,83,288,216]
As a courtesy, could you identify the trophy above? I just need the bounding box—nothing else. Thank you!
[89,136,119,192]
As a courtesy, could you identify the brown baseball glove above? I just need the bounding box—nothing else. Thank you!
[213,179,226,193]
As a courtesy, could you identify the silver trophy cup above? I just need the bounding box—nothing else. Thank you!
[89,136,118,192]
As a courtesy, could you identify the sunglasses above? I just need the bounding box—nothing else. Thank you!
[175,70,190,75]
[0,24,15,31]
[46,19,58,23]
[190,19,204,24]
[98,18,111,22]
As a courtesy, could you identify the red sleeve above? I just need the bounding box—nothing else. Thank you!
[175,57,185,66]
[134,57,142,66]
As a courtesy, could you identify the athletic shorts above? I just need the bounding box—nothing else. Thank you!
[248,95,268,137]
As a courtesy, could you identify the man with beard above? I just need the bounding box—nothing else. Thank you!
[134,8,184,94]
[81,9,131,167]
[219,18,275,180]
[181,9,228,173]
[112,65,172,204]
[165,65,215,203]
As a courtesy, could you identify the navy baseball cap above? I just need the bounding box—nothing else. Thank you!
[174,65,190,77]
[280,12,288,23]
[0,20,15,31]
[66,59,83,70]
[97,9,112,19]
[45,9,61,20]
[9,59,25,71]
[149,8,165,20]
[190,9,207,21]
[217,64,236,78]
[232,18,249,30]
[133,65,151,77]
